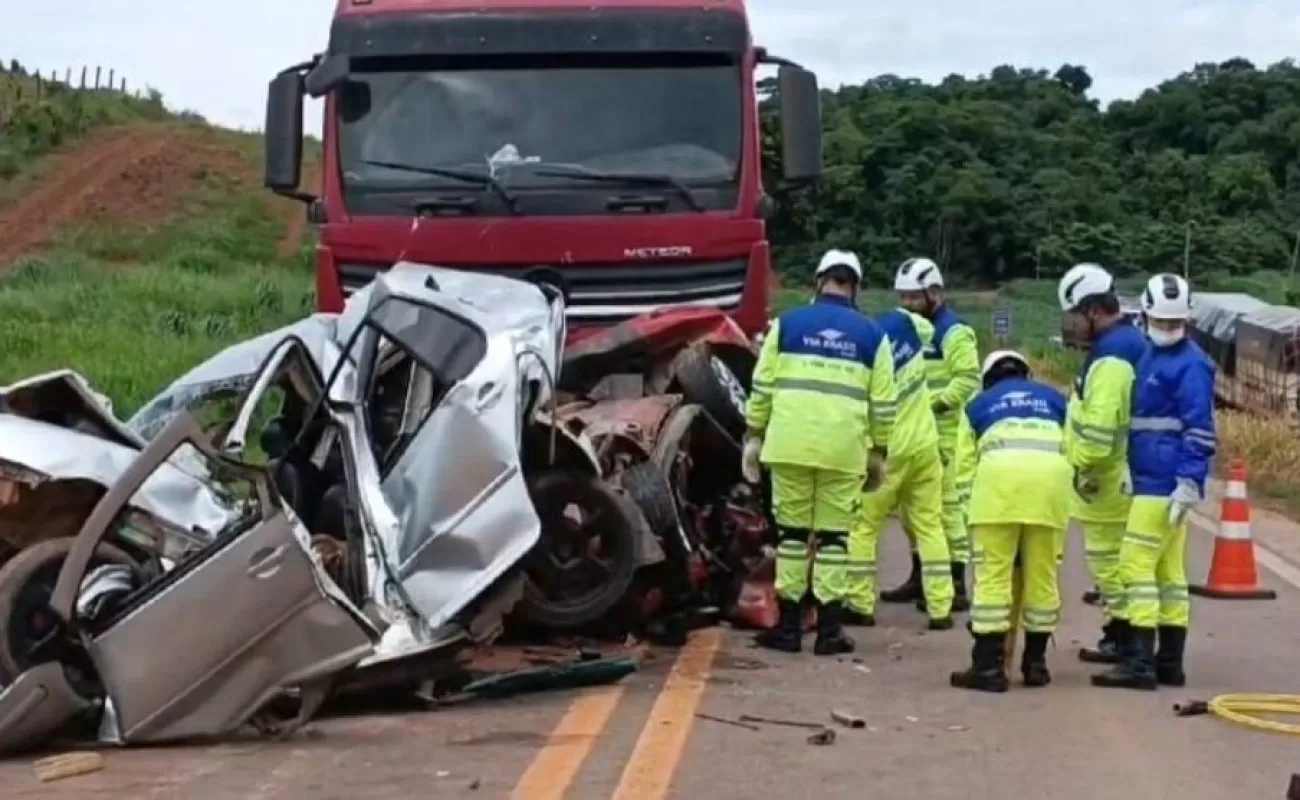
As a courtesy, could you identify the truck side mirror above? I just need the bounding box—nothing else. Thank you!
[264,69,305,198]
[777,65,822,185]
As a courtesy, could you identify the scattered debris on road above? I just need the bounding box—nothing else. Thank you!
[806,728,836,746]
[830,710,865,729]
[1174,700,1210,717]
[695,713,760,731]
[32,751,104,782]
[738,714,823,729]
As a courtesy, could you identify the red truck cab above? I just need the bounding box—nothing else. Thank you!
[263,0,822,341]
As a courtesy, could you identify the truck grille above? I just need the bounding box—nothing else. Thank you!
[337,260,747,323]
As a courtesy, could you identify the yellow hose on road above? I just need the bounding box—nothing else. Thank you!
[1205,694,1300,736]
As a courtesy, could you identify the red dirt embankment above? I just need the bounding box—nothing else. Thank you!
[0,124,270,268]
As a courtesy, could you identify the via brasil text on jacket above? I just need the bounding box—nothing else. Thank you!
[955,377,1073,529]
[745,294,897,474]
[1128,338,1217,498]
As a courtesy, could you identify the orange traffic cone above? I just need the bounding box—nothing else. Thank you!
[1189,459,1277,600]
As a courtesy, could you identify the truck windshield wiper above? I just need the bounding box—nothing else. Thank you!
[361,159,517,212]
[529,165,704,212]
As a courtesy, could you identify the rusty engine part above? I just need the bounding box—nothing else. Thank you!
[541,387,772,641]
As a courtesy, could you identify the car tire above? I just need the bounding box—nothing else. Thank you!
[669,343,748,439]
[621,461,687,562]
[0,537,140,688]
[516,471,639,631]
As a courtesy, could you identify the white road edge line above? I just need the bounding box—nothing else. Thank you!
[1188,509,1300,591]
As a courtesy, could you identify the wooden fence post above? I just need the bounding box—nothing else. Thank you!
[107,69,114,91]
[94,65,101,89]
[79,65,87,89]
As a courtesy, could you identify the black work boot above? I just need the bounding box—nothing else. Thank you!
[1091,626,1158,690]
[950,562,970,613]
[1078,619,1129,664]
[928,615,955,631]
[950,633,1009,693]
[843,608,876,627]
[754,597,803,653]
[1021,632,1052,687]
[1082,585,1102,606]
[813,602,856,656]
[1155,625,1188,687]
[881,552,922,604]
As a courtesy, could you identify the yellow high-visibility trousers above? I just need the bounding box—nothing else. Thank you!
[1082,521,1128,621]
[1119,496,1190,629]
[969,523,1062,635]
[770,465,859,604]
[847,446,953,617]
[940,445,970,563]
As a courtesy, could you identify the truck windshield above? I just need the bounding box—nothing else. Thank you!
[337,55,743,215]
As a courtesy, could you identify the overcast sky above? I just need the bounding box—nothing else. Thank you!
[7,0,1298,132]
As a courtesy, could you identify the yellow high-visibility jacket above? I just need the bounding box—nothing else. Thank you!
[954,378,1073,529]
[1065,322,1150,522]
[923,305,981,455]
[875,307,939,460]
[746,295,897,473]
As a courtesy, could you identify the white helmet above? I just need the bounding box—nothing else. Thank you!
[815,249,863,281]
[981,349,1030,382]
[1058,263,1114,311]
[894,257,944,292]
[1141,273,1191,320]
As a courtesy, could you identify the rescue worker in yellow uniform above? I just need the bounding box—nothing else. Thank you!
[743,248,897,655]
[845,307,956,630]
[1057,264,1150,666]
[1092,274,1215,690]
[949,350,1072,692]
[881,258,981,612]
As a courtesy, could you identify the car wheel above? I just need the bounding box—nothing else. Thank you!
[0,538,141,692]
[669,343,747,438]
[516,471,639,631]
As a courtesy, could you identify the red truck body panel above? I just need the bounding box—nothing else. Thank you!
[317,0,772,342]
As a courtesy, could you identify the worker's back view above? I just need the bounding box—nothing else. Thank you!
[743,249,896,656]
[846,308,955,630]
[950,352,1072,692]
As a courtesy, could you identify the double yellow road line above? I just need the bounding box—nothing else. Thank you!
[510,628,724,800]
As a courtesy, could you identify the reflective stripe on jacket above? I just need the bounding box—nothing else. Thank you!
[1128,338,1217,497]
[955,378,1072,528]
[1065,321,1149,521]
[876,308,940,460]
[923,305,981,450]
[745,294,897,473]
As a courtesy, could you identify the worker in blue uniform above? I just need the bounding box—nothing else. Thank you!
[1092,273,1216,690]
[744,248,897,656]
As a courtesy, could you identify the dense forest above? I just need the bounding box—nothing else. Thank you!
[761,59,1300,289]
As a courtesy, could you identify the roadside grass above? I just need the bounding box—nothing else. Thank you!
[774,282,1300,517]
[0,166,314,416]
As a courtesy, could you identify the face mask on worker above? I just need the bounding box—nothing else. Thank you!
[1146,322,1185,348]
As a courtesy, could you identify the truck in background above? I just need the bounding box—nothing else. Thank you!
[262,0,823,341]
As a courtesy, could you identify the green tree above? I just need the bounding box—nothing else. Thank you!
[764,58,1300,287]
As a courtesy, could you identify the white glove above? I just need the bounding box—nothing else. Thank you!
[741,436,763,484]
[1168,479,1200,526]
[1073,470,1099,502]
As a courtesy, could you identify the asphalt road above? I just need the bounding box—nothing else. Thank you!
[5,515,1299,799]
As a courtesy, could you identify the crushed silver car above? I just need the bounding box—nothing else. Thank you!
[0,263,639,754]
